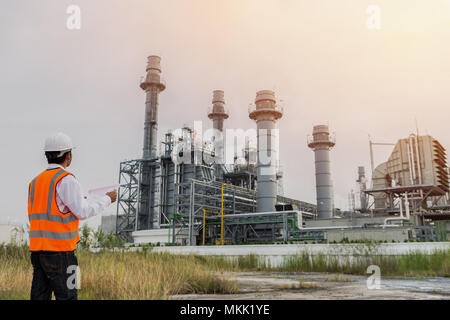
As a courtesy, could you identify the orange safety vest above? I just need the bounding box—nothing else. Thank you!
[28,168,79,251]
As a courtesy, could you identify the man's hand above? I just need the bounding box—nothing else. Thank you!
[106,190,117,203]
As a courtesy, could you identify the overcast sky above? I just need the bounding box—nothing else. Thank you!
[1,0,450,227]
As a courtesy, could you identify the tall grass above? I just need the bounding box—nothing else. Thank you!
[1,243,449,300]
[277,250,450,277]
[0,244,237,300]
[0,244,30,299]
[200,250,450,277]
[78,251,237,299]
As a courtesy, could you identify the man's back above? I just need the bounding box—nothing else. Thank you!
[28,167,79,252]
[28,132,116,300]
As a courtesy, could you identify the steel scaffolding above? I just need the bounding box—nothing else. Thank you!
[115,160,141,242]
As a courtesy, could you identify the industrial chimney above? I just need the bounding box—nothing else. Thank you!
[208,90,229,178]
[308,125,336,219]
[140,56,166,159]
[249,90,283,212]
[357,166,368,212]
[138,56,166,230]
[208,90,229,132]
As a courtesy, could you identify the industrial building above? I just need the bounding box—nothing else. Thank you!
[112,55,450,245]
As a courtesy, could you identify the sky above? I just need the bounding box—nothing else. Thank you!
[1,0,450,228]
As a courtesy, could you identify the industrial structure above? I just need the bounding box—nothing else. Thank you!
[115,56,316,245]
[366,134,450,223]
[307,125,335,219]
[356,166,368,212]
[113,55,450,245]
[249,90,283,213]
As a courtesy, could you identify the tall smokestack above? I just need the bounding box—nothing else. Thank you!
[357,166,367,211]
[208,90,229,132]
[140,56,166,159]
[208,90,229,179]
[308,125,336,219]
[249,90,283,212]
[138,55,166,230]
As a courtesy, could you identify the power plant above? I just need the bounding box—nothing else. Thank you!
[111,55,450,245]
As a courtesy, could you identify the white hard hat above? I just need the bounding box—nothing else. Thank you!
[44,132,74,153]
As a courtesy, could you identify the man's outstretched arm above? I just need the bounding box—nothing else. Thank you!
[56,175,116,220]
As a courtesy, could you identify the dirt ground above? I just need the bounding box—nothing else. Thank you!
[171,271,450,300]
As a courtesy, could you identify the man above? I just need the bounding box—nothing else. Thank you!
[27,132,117,300]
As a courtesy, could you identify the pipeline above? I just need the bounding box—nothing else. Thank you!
[203,217,298,243]
[168,212,183,244]
[383,192,411,228]
[408,135,417,184]
[414,134,422,184]
[201,208,220,246]
[221,184,225,245]
[200,185,225,246]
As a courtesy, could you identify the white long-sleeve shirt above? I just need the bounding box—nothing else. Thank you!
[48,164,112,220]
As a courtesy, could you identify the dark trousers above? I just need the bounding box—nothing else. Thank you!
[30,251,78,300]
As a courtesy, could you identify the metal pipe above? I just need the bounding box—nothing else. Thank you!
[406,140,415,185]
[188,181,194,246]
[405,192,410,220]
[415,144,425,200]
[193,192,256,203]
[414,134,422,184]
[202,208,221,246]
[408,135,417,183]
[135,162,142,231]
[221,184,225,245]
[168,218,171,244]
[217,210,299,219]
[206,216,297,230]
[383,192,410,227]
[202,209,206,246]
[415,120,423,187]
[297,225,364,231]
[369,136,374,181]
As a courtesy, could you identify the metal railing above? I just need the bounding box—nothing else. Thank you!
[307,133,336,146]
[140,75,166,88]
[208,106,229,116]
[248,103,283,115]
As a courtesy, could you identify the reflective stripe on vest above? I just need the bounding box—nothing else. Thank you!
[46,169,66,214]
[29,230,79,240]
[29,212,78,223]
[28,168,79,251]
[29,177,38,213]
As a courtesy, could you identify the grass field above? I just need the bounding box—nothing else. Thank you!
[201,250,450,277]
[0,244,237,300]
[1,243,449,299]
